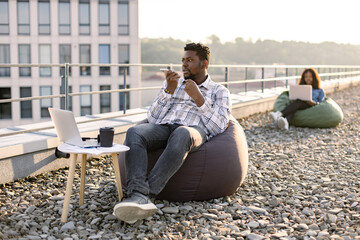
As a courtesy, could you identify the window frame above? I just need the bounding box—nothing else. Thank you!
[0,44,10,77]
[20,87,32,118]
[39,44,52,77]
[98,0,110,35]
[79,0,90,35]
[79,44,91,76]
[99,44,110,76]
[38,0,51,35]
[117,0,129,35]
[40,86,52,118]
[18,44,31,77]
[17,0,30,35]
[58,0,71,35]
[0,1,9,35]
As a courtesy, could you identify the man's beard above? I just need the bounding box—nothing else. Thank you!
[184,72,196,80]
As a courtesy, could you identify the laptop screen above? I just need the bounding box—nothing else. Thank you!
[48,108,84,147]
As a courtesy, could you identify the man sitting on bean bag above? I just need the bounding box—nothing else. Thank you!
[113,43,231,224]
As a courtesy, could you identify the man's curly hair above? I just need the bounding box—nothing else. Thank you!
[184,43,210,62]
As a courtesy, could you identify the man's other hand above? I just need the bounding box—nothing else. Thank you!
[185,80,205,107]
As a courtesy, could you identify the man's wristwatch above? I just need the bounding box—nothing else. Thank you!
[164,88,173,94]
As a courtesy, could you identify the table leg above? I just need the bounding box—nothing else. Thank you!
[61,153,78,223]
[111,153,123,201]
[79,154,87,205]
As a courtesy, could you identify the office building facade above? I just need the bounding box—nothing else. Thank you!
[0,0,140,128]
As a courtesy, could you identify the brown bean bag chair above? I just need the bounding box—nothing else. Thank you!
[118,116,248,202]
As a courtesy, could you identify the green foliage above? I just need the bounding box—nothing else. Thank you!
[141,36,360,65]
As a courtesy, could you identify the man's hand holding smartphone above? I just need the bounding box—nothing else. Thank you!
[160,68,179,94]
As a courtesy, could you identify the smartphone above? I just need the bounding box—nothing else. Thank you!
[160,68,170,73]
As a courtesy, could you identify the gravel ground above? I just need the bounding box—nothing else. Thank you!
[0,85,359,240]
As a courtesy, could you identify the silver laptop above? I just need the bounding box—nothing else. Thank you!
[48,108,99,148]
[289,85,312,101]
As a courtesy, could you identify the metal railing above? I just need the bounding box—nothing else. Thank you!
[1,63,360,137]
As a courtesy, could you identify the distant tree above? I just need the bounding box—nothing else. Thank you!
[141,35,360,66]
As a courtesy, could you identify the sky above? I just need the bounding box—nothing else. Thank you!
[139,0,360,45]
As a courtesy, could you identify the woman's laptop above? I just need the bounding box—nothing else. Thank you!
[289,85,312,101]
[48,108,99,148]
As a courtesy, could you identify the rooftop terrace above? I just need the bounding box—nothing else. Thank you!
[0,80,359,239]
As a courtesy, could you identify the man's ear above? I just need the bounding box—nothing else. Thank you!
[202,60,209,69]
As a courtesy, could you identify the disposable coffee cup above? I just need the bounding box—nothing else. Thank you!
[99,127,114,147]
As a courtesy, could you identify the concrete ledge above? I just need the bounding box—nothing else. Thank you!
[0,76,359,184]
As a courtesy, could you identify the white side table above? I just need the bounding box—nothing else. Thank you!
[57,143,130,222]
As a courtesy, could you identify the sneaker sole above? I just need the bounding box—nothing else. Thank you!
[113,202,157,223]
[278,118,285,129]
[277,118,288,130]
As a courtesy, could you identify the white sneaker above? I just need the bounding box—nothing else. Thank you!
[113,192,157,224]
[270,111,282,123]
[277,117,289,130]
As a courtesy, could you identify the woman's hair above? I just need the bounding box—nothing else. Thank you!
[298,68,321,89]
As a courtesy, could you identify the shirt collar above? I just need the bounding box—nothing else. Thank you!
[180,75,211,90]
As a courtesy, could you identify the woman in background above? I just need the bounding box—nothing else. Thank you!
[270,68,325,130]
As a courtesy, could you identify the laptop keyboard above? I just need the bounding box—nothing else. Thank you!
[83,139,99,147]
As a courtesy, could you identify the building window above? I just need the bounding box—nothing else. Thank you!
[59,44,71,76]
[99,44,110,75]
[19,44,31,77]
[39,44,52,77]
[100,85,111,113]
[40,86,52,118]
[0,1,9,35]
[0,44,10,77]
[38,0,50,35]
[20,87,32,118]
[79,0,90,35]
[118,44,129,75]
[59,0,71,35]
[119,84,130,111]
[0,87,11,119]
[79,44,91,76]
[17,0,30,35]
[98,0,110,35]
[118,0,129,35]
[80,85,91,116]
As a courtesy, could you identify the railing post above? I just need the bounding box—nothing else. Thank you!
[123,67,127,114]
[261,67,264,93]
[64,63,69,110]
[245,67,248,94]
[274,68,277,88]
[60,75,65,110]
[225,67,229,89]
[285,68,288,88]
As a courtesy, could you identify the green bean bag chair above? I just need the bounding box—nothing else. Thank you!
[273,91,343,128]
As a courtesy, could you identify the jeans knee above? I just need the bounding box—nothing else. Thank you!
[168,127,192,149]
[125,126,142,143]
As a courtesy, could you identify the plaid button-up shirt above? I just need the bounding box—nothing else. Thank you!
[147,75,231,140]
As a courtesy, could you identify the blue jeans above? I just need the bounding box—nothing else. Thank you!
[124,123,207,195]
